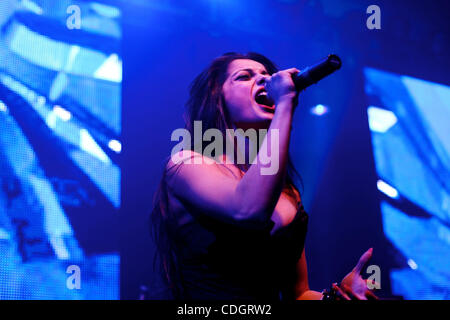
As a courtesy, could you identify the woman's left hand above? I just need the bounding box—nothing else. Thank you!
[338,248,379,300]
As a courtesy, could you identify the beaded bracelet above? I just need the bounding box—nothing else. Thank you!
[321,282,339,301]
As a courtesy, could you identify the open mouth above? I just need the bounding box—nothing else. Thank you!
[254,88,275,110]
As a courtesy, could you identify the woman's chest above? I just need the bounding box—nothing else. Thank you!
[270,193,299,235]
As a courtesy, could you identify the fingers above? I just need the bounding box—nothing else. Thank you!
[341,283,367,300]
[366,279,381,290]
[340,284,354,299]
[270,68,300,78]
[264,68,299,104]
[332,283,350,300]
[353,248,373,274]
[283,67,301,75]
[340,282,379,300]
[365,289,379,300]
[365,279,380,300]
[355,293,367,300]
[270,68,299,79]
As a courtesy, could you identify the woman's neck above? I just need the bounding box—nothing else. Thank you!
[224,124,269,171]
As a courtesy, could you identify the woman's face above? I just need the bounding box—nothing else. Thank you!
[222,59,275,129]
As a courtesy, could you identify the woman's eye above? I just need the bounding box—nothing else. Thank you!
[237,74,250,80]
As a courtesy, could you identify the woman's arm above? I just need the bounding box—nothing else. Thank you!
[294,249,324,300]
[295,248,380,300]
[166,69,299,229]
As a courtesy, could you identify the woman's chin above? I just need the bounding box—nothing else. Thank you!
[258,103,275,113]
[253,113,274,129]
[256,106,275,122]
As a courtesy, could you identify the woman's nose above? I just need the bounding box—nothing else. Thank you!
[256,74,269,85]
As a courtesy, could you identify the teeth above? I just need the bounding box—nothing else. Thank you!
[257,91,267,97]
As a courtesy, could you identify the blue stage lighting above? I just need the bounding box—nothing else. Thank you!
[310,104,329,116]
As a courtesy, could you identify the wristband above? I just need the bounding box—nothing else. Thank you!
[321,282,339,301]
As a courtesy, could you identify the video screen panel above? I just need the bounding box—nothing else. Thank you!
[366,67,450,299]
[0,0,121,299]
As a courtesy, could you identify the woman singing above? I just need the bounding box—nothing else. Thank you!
[151,52,378,300]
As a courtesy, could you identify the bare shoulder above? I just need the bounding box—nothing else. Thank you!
[163,151,243,222]
[166,150,203,169]
[165,150,239,186]
[166,150,226,172]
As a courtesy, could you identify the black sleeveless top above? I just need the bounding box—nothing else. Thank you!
[173,205,309,300]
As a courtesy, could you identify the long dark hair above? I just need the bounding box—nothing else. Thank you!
[150,52,303,299]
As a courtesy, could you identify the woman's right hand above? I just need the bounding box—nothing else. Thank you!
[264,68,300,108]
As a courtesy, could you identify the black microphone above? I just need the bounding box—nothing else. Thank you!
[293,54,342,91]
